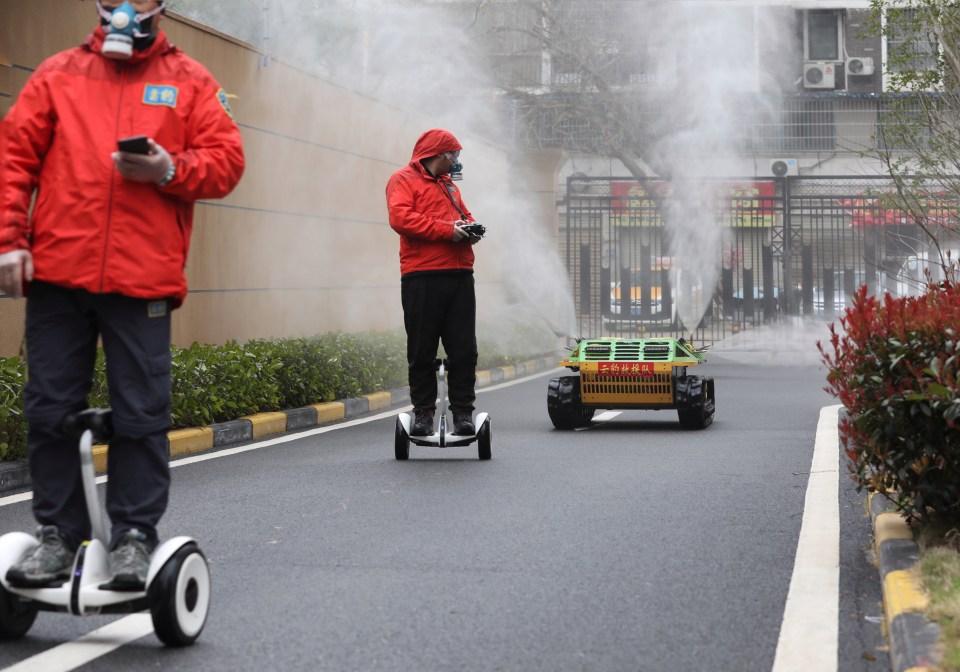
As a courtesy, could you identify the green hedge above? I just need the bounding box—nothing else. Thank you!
[820,281,960,521]
[0,357,27,461]
[0,327,557,462]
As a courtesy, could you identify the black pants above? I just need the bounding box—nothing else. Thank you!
[24,281,172,550]
[401,272,478,415]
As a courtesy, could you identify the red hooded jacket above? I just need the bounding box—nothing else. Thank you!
[0,27,245,307]
[386,129,475,277]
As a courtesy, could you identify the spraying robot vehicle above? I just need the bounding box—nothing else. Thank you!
[548,337,715,430]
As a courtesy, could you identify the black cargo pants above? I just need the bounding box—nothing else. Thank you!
[401,271,478,415]
[23,281,172,550]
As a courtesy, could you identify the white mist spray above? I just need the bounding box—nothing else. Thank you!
[643,4,762,333]
[170,0,578,349]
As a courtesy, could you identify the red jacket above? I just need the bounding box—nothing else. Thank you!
[386,128,475,277]
[0,27,245,307]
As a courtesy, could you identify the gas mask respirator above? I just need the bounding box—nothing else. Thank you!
[444,152,463,181]
[97,2,164,60]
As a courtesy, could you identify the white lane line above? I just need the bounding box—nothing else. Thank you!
[1,613,154,672]
[574,410,621,430]
[2,367,562,505]
[0,368,561,670]
[170,368,561,469]
[771,404,841,672]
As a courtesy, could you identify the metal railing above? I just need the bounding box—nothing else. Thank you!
[513,94,927,154]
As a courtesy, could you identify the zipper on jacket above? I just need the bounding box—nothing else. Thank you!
[436,179,471,270]
[101,65,128,292]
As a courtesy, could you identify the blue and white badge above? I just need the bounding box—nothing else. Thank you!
[143,84,179,108]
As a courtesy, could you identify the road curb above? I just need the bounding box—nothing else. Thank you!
[0,356,557,496]
[870,492,942,672]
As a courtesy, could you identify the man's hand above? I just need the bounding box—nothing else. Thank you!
[0,250,34,298]
[450,220,470,242]
[113,138,172,184]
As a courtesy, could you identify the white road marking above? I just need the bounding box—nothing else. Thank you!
[1,367,562,507]
[771,404,841,672]
[1,614,154,672]
[0,369,563,667]
[574,410,621,430]
[0,367,557,670]
[1,379,846,670]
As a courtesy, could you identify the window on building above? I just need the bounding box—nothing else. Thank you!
[476,1,544,88]
[886,8,938,73]
[806,10,841,61]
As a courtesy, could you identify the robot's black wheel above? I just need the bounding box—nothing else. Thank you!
[148,543,211,647]
[395,417,410,460]
[547,376,594,430]
[0,583,38,640]
[676,375,716,430]
[477,418,492,461]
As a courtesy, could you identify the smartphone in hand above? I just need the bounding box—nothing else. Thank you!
[117,135,150,155]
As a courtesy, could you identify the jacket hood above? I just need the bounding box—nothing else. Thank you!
[409,129,462,163]
[86,26,173,63]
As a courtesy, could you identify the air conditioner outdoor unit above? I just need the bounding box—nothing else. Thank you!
[770,158,799,177]
[803,61,836,89]
[846,56,875,76]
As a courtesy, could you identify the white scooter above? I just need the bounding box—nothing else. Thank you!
[0,409,210,647]
[395,358,492,460]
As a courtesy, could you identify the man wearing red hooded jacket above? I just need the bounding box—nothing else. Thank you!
[0,0,244,589]
[386,129,481,437]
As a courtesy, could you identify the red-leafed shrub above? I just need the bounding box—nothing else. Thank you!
[820,280,960,521]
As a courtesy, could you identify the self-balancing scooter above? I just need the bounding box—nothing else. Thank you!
[395,358,492,460]
[0,408,211,646]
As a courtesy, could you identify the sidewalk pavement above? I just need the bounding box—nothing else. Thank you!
[870,492,942,672]
[0,355,558,497]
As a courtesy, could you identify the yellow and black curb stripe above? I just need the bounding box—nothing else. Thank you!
[0,356,559,492]
[870,492,942,672]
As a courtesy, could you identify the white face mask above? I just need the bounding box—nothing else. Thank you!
[96,1,164,60]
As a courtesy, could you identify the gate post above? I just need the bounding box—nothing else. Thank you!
[640,246,652,320]
[865,244,877,296]
[743,268,755,321]
[823,266,835,318]
[844,267,856,304]
[721,266,734,321]
[802,244,814,316]
[780,176,794,315]
[762,244,776,321]
[581,244,592,314]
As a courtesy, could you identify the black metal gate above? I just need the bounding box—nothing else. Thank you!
[563,175,958,344]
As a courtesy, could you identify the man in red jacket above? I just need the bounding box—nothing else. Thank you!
[0,0,244,589]
[386,129,482,437]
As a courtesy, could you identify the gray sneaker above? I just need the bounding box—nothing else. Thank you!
[105,529,153,591]
[5,525,75,588]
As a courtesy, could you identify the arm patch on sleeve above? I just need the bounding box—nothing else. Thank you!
[216,88,235,120]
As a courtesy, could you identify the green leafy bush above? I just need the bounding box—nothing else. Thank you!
[0,326,557,462]
[820,281,960,521]
[171,341,284,427]
[0,357,27,461]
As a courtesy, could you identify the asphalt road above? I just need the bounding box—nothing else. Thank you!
[0,351,888,671]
